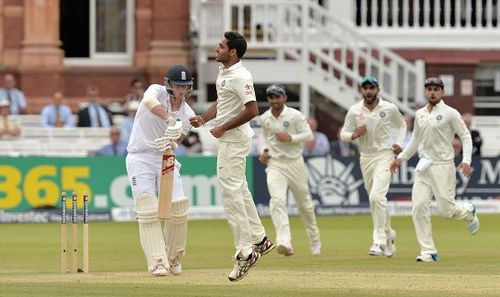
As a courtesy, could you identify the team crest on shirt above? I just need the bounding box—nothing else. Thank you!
[436,115,443,121]
[244,84,254,95]
[283,121,290,128]
[221,80,226,87]
[379,111,386,118]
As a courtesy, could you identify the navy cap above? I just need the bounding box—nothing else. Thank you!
[424,77,444,88]
[360,76,379,87]
[266,84,286,96]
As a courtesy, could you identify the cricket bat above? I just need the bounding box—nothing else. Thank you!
[158,118,176,219]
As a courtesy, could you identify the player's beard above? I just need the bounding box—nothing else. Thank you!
[428,96,441,106]
[363,95,377,106]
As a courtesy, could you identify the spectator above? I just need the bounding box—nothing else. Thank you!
[0,73,27,115]
[180,131,203,155]
[0,100,21,138]
[109,79,145,115]
[123,79,145,104]
[120,100,139,144]
[94,127,128,156]
[462,113,482,156]
[331,128,359,157]
[77,86,113,127]
[40,91,74,128]
[303,117,330,156]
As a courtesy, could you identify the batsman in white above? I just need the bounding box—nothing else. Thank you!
[259,84,321,257]
[341,76,406,257]
[189,31,275,282]
[125,64,195,276]
[390,77,479,262]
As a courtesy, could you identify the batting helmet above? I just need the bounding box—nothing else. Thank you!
[165,65,193,86]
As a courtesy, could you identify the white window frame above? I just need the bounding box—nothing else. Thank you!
[64,0,135,66]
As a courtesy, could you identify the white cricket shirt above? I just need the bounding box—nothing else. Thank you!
[260,105,313,160]
[215,61,255,142]
[341,98,406,155]
[127,84,195,155]
[398,100,472,164]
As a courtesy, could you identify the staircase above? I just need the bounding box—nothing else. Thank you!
[191,0,425,116]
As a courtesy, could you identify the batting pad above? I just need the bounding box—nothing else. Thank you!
[136,193,169,271]
[164,198,189,260]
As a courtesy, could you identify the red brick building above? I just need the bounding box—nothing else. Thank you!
[0,0,191,113]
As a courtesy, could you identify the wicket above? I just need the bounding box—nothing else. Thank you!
[60,191,89,273]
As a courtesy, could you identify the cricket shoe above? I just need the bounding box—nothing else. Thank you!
[416,253,440,262]
[253,236,275,256]
[228,251,261,282]
[310,240,322,256]
[276,244,294,256]
[368,244,385,256]
[151,258,169,277]
[385,230,397,257]
[467,203,480,235]
[169,256,182,276]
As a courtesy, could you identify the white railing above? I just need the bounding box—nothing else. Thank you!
[193,0,424,115]
[349,0,500,48]
[356,0,499,29]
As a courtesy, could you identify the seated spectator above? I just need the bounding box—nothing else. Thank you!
[94,127,128,156]
[109,79,145,115]
[77,86,113,127]
[40,91,74,128]
[180,131,203,155]
[303,117,330,157]
[123,79,144,103]
[120,100,139,144]
[331,128,359,157]
[0,73,27,115]
[0,100,21,138]
[462,112,482,156]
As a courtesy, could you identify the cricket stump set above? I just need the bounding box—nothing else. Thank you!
[60,192,89,273]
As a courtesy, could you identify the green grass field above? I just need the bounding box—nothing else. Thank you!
[1,214,499,297]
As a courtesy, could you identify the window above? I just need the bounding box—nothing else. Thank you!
[60,0,134,65]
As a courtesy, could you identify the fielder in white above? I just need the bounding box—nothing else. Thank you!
[390,77,479,262]
[341,76,406,257]
[258,84,321,257]
[189,31,274,282]
[126,64,195,276]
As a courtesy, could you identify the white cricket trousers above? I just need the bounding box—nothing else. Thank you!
[217,138,266,259]
[412,161,473,255]
[266,157,320,247]
[359,150,394,245]
[126,153,185,202]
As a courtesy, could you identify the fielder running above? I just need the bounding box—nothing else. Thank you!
[259,84,321,257]
[390,77,479,262]
[190,31,274,282]
[341,76,406,257]
[126,64,194,276]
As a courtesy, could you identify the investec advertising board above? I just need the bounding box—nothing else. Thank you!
[0,156,499,223]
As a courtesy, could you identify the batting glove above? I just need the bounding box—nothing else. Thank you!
[164,119,183,141]
[154,137,178,152]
